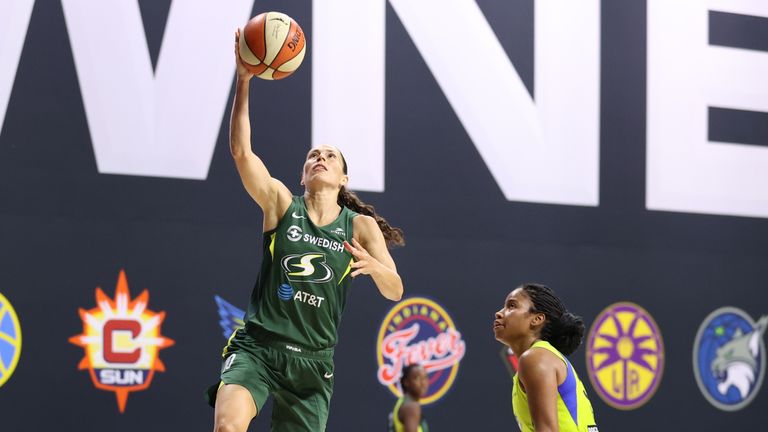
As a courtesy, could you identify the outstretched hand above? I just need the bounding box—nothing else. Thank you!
[343,238,382,278]
[234,29,253,79]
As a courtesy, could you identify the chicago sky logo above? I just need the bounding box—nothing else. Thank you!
[214,296,245,339]
[376,297,465,405]
[693,307,767,411]
[586,302,664,410]
[0,292,22,389]
[69,270,174,413]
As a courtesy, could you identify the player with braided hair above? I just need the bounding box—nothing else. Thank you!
[493,283,598,432]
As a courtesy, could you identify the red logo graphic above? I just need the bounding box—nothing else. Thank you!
[69,270,174,412]
[376,297,465,405]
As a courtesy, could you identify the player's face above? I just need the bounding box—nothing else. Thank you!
[493,288,537,344]
[404,365,429,399]
[301,145,348,188]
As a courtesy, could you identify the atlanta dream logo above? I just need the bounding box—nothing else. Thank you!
[693,307,768,411]
[376,297,465,405]
[69,270,174,412]
[586,302,664,410]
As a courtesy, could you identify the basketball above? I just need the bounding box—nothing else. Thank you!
[239,12,306,80]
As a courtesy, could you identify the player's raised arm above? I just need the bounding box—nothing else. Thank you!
[230,29,292,230]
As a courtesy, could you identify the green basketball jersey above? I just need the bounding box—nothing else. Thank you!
[244,196,357,350]
[512,340,598,432]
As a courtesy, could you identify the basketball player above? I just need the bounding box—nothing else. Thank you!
[388,364,429,432]
[493,283,598,432]
[207,30,405,432]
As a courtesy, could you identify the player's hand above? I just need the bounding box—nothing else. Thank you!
[344,238,383,278]
[234,29,254,80]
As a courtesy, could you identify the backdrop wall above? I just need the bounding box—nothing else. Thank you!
[1,1,766,430]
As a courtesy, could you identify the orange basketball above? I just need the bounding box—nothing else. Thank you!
[239,12,306,80]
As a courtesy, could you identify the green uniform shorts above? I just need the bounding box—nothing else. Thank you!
[206,329,335,431]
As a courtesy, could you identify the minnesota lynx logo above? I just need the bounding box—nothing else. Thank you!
[281,253,334,283]
[694,307,768,411]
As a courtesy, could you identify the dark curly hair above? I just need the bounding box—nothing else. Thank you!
[521,283,585,356]
[336,152,404,248]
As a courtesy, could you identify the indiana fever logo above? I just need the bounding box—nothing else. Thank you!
[0,292,22,389]
[586,302,664,410]
[693,307,767,411]
[376,297,465,405]
[69,270,175,413]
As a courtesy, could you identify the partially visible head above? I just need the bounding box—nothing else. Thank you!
[400,364,429,400]
[494,283,584,356]
[301,145,348,192]
[305,145,405,248]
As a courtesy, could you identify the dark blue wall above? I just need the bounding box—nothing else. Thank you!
[1,1,766,430]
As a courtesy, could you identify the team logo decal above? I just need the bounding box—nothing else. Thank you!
[499,347,519,380]
[214,296,245,339]
[586,302,664,410]
[376,297,465,405]
[69,270,174,413]
[693,307,767,411]
[281,253,333,283]
[0,292,22,388]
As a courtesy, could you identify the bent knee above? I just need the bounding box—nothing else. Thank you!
[214,418,246,432]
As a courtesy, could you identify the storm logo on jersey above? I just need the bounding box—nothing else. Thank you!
[694,307,768,411]
[69,270,174,413]
[376,297,465,405]
[281,253,334,283]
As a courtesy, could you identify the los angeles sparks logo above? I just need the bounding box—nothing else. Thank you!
[69,270,174,413]
[586,302,664,410]
[376,297,465,405]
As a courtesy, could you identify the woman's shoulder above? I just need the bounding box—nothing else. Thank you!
[519,345,562,372]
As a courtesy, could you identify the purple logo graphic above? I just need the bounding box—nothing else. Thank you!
[586,302,664,410]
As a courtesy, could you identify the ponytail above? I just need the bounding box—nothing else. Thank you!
[521,283,585,356]
[338,186,405,248]
[335,149,405,248]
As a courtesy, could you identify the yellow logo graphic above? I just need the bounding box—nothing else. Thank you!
[586,302,664,410]
[0,292,22,388]
[69,270,174,412]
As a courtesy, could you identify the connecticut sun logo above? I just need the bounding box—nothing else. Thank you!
[69,270,174,412]
[376,297,465,405]
[586,302,664,410]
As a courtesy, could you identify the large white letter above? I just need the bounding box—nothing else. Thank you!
[648,0,768,218]
[314,0,600,205]
[61,0,253,179]
[312,0,386,191]
[0,1,35,137]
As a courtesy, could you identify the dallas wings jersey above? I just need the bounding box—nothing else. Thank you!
[512,340,598,432]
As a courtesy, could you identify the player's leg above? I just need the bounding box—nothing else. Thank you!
[210,343,272,432]
[270,355,334,431]
[213,384,258,432]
